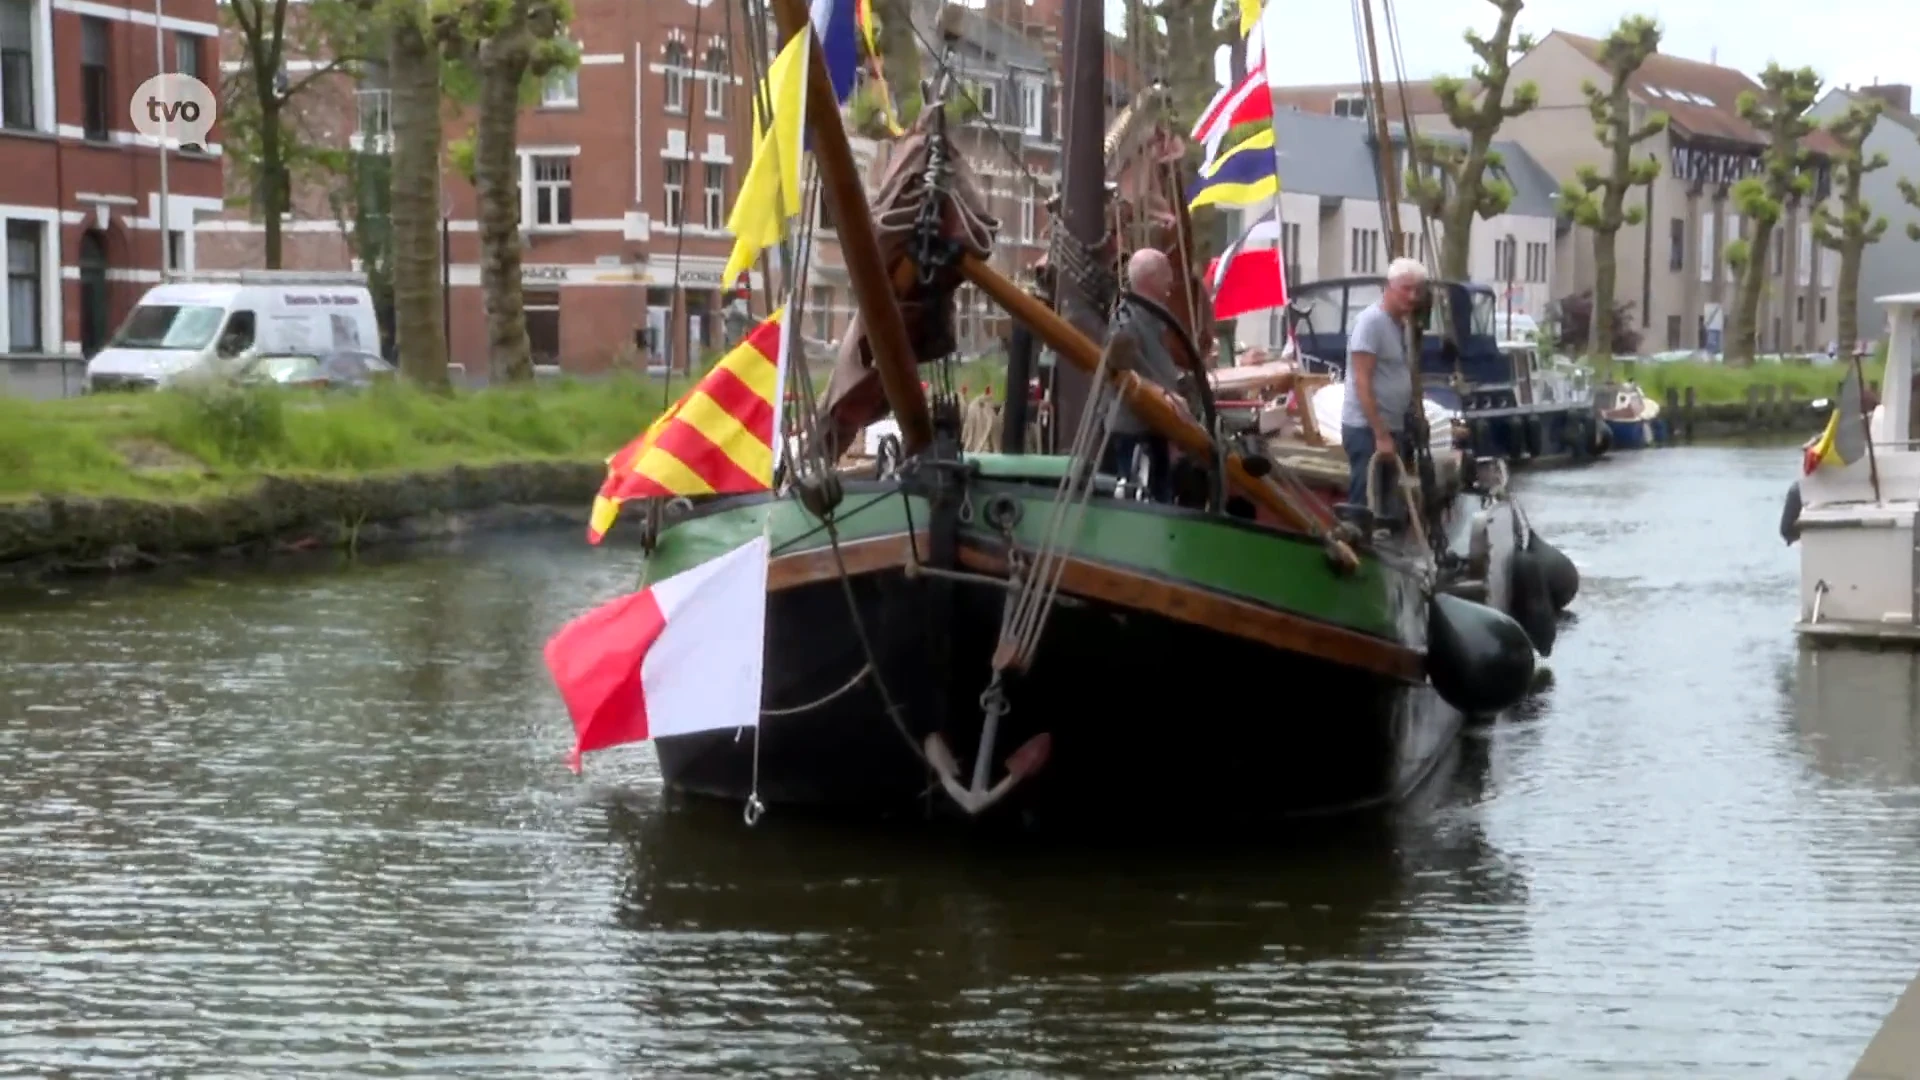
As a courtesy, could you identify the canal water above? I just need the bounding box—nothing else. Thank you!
[4,445,1919,1077]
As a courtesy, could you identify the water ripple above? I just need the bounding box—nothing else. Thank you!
[3,454,1920,1076]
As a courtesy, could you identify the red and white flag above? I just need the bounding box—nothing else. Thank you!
[1205,218,1289,321]
[1191,3,1282,158]
[544,534,770,771]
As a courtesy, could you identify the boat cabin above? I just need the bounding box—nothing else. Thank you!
[1287,276,1518,409]
[1794,290,1920,641]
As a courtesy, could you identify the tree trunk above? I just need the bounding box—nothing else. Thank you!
[388,3,449,389]
[260,101,284,268]
[1836,241,1861,356]
[1590,226,1618,372]
[474,33,534,383]
[1438,141,1490,282]
[1728,220,1772,366]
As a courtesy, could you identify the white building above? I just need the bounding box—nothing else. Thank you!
[1225,109,1563,349]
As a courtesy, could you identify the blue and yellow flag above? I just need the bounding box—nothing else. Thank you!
[1187,127,1279,210]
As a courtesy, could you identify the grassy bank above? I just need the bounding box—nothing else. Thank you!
[1614,357,1886,407]
[0,377,670,502]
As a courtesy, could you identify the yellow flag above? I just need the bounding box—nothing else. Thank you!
[1237,0,1261,37]
[724,29,811,286]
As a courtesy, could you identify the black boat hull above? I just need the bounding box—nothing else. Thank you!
[655,564,1462,829]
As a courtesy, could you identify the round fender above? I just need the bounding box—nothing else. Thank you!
[1526,532,1581,610]
[1508,547,1558,657]
[1428,592,1537,716]
[1780,480,1803,545]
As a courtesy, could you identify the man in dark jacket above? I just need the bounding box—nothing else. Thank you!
[1101,249,1193,500]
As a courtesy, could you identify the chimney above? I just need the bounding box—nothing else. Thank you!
[1861,83,1914,115]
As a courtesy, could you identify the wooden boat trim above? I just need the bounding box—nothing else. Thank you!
[955,543,1425,683]
[766,530,1424,683]
[768,530,927,591]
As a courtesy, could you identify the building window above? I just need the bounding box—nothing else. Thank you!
[1698,212,1717,283]
[1349,227,1378,274]
[663,41,687,112]
[1668,217,1684,271]
[173,31,202,80]
[0,0,36,131]
[663,160,684,227]
[1332,92,1367,119]
[1796,295,1806,322]
[542,52,579,107]
[703,162,725,228]
[1771,228,1784,276]
[1281,221,1302,285]
[1417,231,1430,266]
[1493,236,1516,282]
[167,229,184,272]
[1525,241,1548,283]
[1819,296,1828,324]
[526,288,560,365]
[702,47,726,118]
[1772,316,1781,350]
[1696,315,1706,349]
[972,80,996,119]
[5,219,44,353]
[354,87,391,153]
[80,16,109,141]
[1796,222,1812,286]
[1018,192,1035,243]
[1666,314,1681,349]
[529,154,572,226]
[1018,78,1042,136]
[810,285,832,341]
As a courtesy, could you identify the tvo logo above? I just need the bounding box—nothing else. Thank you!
[129,73,217,149]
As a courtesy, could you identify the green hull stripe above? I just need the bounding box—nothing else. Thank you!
[646,485,1401,639]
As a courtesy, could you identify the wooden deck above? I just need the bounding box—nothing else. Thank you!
[1853,971,1920,1078]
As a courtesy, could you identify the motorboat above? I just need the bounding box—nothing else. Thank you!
[1787,290,1920,643]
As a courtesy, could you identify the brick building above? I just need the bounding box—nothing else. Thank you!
[0,0,224,359]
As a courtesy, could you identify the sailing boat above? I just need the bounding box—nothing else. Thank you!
[616,0,1577,828]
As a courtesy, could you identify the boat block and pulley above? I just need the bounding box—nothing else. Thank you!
[1427,592,1537,716]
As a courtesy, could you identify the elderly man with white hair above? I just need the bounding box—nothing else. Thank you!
[1341,256,1428,516]
[1098,247,1193,501]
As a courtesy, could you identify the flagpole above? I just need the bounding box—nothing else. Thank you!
[1855,352,1882,503]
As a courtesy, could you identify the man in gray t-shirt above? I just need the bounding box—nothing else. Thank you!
[1341,257,1428,513]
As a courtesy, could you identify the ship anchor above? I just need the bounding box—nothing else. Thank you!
[923,673,1052,816]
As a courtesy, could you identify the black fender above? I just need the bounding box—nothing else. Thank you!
[1508,546,1558,656]
[1526,531,1580,611]
[1428,592,1538,716]
[1781,480,1803,545]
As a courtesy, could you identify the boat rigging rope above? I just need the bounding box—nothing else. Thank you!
[991,338,1124,676]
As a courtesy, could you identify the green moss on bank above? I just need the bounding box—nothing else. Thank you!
[1617,358,1887,407]
[0,377,672,502]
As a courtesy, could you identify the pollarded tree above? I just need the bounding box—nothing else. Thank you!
[433,0,577,384]
[1811,97,1889,355]
[1898,141,1920,241]
[1556,15,1666,367]
[385,0,449,389]
[1404,0,1539,281]
[223,0,375,267]
[1724,63,1822,366]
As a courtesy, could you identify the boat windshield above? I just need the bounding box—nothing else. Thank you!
[108,304,228,350]
[1468,291,1497,337]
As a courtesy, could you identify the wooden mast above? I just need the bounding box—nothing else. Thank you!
[768,0,934,454]
[1047,0,1112,444]
[1358,0,1403,252]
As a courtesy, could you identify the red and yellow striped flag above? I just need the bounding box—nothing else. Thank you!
[588,307,789,544]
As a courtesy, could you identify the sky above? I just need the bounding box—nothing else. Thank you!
[1109,0,1910,96]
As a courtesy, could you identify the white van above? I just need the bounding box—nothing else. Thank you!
[85,270,382,392]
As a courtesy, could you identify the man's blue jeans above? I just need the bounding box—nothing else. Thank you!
[1341,424,1415,518]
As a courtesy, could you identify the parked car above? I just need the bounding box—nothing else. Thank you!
[235,349,395,391]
